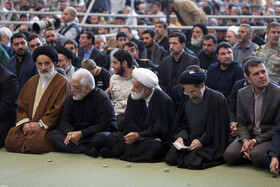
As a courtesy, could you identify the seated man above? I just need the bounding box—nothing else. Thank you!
[100,68,176,162]
[50,68,117,157]
[224,57,280,167]
[0,64,18,147]
[165,66,229,169]
[56,46,76,82]
[5,46,71,153]
[262,125,280,175]
[81,59,110,91]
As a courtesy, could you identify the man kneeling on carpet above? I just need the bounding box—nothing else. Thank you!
[50,68,117,157]
[100,68,176,162]
[165,65,230,169]
[5,46,71,153]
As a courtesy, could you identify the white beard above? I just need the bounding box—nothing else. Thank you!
[38,65,55,81]
[73,88,87,101]
[130,89,145,100]
[191,35,203,46]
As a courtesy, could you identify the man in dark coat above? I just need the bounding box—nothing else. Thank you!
[50,68,117,157]
[165,66,230,169]
[78,31,106,69]
[0,64,18,147]
[100,68,176,162]
[159,32,199,109]
[5,32,37,92]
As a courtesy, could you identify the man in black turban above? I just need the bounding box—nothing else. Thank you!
[5,46,71,154]
[165,65,230,169]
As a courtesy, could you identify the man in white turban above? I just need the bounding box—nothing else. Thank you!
[99,68,176,162]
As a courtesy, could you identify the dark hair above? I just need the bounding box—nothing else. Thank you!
[11,32,27,44]
[216,42,232,54]
[27,33,41,42]
[82,31,95,44]
[64,39,78,49]
[116,31,129,40]
[155,20,168,29]
[152,2,161,8]
[142,29,156,38]
[113,49,133,68]
[244,57,264,76]
[123,41,138,51]
[203,5,213,15]
[44,28,57,34]
[19,30,31,39]
[203,34,218,44]
[20,13,28,19]
[169,32,186,44]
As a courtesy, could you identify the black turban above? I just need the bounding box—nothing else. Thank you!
[179,69,206,85]
[193,23,208,36]
[33,46,58,63]
[56,46,74,63]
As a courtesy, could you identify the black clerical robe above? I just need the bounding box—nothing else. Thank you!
[104,88,176,162]
[166,87,230,169]
[50,88,117,153]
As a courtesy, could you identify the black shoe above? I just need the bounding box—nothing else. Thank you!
[99,147,113,158]
[82,147,98,158]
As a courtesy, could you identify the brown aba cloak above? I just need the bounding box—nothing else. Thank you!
[5,72,71,153]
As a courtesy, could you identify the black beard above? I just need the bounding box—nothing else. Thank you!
[15,49,27,57]
[116,65,125,76]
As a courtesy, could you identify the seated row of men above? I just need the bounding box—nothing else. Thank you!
[0,45,279,175]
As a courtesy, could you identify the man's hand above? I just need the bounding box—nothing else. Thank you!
[270,157,279,175]
[64,132,73,145]
[241,139,250,159]
[23,123,32,134]
[175,137,185,146]
[29,122,40,132]
[189,139,202,151]
[230,122,238,137]
[124,132,140,144]
[70,131,82,145]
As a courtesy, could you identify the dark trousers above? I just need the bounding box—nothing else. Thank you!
[0,122,11,148]
[50,130,107,153]
[224,137,271,167]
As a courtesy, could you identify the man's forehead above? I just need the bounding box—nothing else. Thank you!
[45,30,56,35]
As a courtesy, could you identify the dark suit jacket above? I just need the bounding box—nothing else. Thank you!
[140,42,168,74]
[159,51,199,95]
[78,47,106,69]
[0,64,18,126]
[237,82,280,144]
[5,51,37,92]
[229,79,247,122]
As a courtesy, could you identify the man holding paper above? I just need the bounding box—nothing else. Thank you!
[165,65,230,169]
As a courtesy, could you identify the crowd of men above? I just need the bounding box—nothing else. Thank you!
[1,0,280,175]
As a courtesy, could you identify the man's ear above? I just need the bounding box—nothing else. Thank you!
[122,60,127,68]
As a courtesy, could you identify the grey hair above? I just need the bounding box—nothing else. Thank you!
[72,68,95,90]
[240,24,253,34]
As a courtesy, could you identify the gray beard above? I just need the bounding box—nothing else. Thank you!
[191,36,203,46]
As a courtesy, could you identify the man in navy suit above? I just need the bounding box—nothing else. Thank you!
[78,31,106,69]
[5,33,37,92]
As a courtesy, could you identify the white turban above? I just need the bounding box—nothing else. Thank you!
[0,27,12,39]
[132,68,158,88]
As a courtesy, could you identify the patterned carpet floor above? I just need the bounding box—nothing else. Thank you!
[0,148,278,187]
